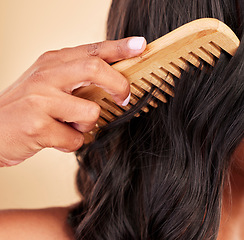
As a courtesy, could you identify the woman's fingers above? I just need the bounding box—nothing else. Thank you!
[32,57,132,106]
[68,57,130,105]
[30,37,147,106]
[38,119,84,152]
[44,91,101,133]
[57,37,147,63]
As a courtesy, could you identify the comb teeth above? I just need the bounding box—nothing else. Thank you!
[73,18,240,142]
[165,62,182,78]
[97,117,108,127]
[130,83,145,98]
[100,108,115,122]
[192,47,215,66]
[101,98,124,116]
[149,73,174,97]
[152,68,175,87]
[130,93,158,108]
[202,41,221,58]
[173,57,188,71]
[184,52,201,67]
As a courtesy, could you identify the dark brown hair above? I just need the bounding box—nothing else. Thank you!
[68,0,244,239]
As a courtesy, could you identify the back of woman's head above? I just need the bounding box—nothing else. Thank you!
[69,0,244,239]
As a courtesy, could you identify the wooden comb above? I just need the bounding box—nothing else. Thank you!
[73,18,240,143]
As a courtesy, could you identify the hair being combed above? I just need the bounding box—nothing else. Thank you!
[68,0,244,239]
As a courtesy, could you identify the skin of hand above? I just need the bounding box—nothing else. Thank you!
[0,37,146,167]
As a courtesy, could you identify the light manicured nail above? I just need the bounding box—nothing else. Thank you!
[128,37,145,50]
[122,92,131,106]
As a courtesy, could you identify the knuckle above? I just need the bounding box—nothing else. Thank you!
[23,94,48,113]
[116,43,126,59]
[76,103,100,133]
[37,50,58,63]
[84,57,102,76]
[24,118,46,137]
[29,67,48,84]
[58,48,70,60]
[87,42,102,57]
[24,94,42,107]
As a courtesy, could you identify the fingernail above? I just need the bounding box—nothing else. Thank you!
[122,92,131,106]
[128,37,145,50]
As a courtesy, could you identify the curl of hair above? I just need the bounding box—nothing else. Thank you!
[68,0,244,239]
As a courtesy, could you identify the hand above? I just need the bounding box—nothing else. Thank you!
[0,37,146,167]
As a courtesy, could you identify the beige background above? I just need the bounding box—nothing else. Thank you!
[0,0,111,209]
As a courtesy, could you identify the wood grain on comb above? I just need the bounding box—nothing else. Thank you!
[73,18,240,143]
